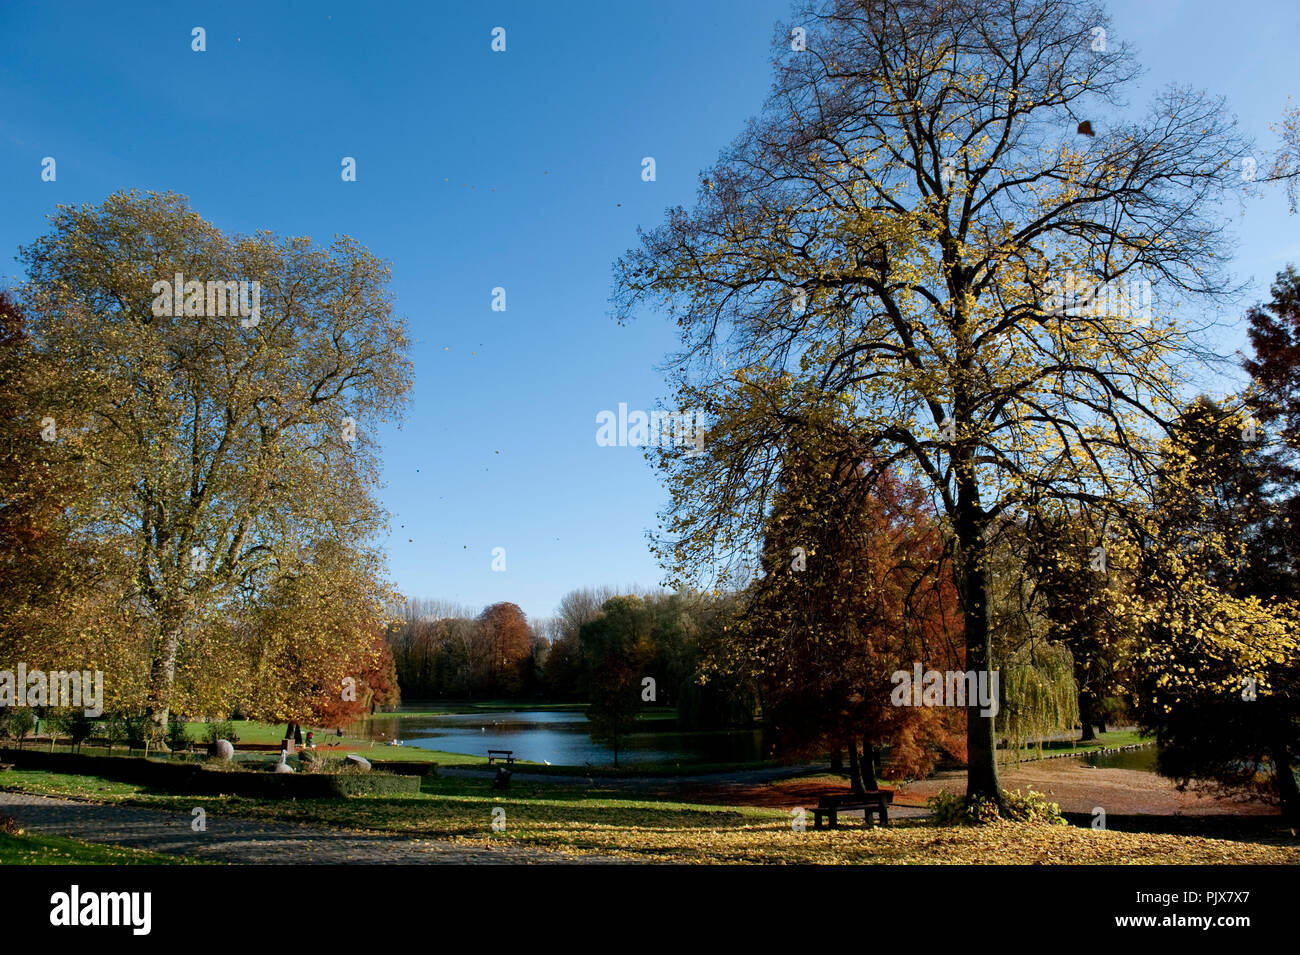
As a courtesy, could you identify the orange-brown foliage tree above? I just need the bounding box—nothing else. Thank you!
[476,602,534,697]
[730,431,965,792]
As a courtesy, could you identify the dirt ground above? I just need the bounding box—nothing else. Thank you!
[697,758,1282,817]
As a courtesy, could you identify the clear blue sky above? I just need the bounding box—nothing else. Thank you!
[2,1,1297,622]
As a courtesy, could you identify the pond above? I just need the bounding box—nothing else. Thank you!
[1077,745,1160,772]
[361,709,770,767]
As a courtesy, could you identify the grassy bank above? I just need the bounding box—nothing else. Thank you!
[0,828,207,865]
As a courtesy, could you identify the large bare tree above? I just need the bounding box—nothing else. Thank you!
[614,0,1249,806]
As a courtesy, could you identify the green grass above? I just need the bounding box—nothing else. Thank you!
[0,828,207,865]
[178,719,341,745]
[998,729,1152,762]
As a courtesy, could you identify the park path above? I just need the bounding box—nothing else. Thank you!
[0,791,618,865]
[442,764,933,819]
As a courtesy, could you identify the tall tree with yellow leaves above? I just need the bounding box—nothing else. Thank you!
[614,0,1250,808]
[18,191,412,743]
[1133,398,1300,819]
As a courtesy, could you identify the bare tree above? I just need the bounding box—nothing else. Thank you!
[614,0,1248,807]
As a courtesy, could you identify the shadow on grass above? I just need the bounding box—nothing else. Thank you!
[1061,811,1298,844]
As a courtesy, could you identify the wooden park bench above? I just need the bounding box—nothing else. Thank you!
[487,749,515,766]
[813,790,893,829]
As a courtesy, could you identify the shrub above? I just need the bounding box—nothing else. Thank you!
[1001,788,1066,824]
[6,709,35,746]
[165,720,192,753]
[927,788,1065,826]
[121,713,151,750]
[0,749,420,797]
[203,720,237,744]
[326,773,420,796]
[48,709,97,751]
[928,789,975,826]
[103,713,129,752]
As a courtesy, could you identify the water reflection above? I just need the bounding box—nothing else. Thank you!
[1078,746,1159,772]
[362,709,768,767]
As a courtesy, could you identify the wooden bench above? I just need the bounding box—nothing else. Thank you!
[813,790,893,829]
[487,749,515,766]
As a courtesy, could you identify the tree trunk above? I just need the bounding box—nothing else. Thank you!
[1079,693,1097,742]
[146,622,182,749]
[954,460,1004,809]
[861,735,878,791]
[847,739,865,794]
[830,745,843,773]
[1272,740,1300,823]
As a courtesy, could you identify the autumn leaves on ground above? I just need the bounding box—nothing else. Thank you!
[2,749,1296,865]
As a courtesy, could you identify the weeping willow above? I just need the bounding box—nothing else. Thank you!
[996,642,1079,765]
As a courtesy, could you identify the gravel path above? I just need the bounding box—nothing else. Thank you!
[0,791,618,864]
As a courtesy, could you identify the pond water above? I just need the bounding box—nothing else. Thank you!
[362,709,769,767]
[1077,746,1160,772]
[361,711,1165,773]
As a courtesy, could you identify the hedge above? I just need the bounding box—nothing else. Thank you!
[0,748,421,798]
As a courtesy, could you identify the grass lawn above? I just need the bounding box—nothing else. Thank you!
[2,766,1294,865]
[1001,729,1151,759]
[0,828,207,865]
[178,719,359,746]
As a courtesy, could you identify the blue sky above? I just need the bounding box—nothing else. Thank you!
[2,1,1297,622]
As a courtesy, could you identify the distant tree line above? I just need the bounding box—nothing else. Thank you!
[384,590,756,731]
